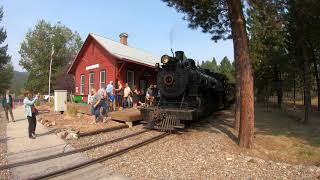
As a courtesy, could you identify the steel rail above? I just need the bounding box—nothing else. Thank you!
[0,129,149,170]
[78,124,129,137]
[29,132,170,180]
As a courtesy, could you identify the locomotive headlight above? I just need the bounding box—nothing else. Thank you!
[161,55,170,64]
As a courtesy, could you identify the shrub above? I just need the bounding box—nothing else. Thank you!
[67,106,78,116]
[35,100,41,106]
[49,101,54,108]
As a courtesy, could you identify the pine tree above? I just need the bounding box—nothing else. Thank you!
[219,56,235,83]
[162,0,254,148]
[0,7,13,93]
[19,20,83,93]
[200,57,219,73]
[247,0,287,108]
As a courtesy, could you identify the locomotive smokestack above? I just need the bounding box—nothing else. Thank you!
[119,32,128,45]
[175,51,184,61]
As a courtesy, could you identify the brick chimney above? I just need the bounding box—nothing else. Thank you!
[119,32,128,45]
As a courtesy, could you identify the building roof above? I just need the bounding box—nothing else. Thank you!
[91,33,160,67]
[68,33,160,74]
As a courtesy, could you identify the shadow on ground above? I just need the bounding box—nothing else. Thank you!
[188,103,320,165]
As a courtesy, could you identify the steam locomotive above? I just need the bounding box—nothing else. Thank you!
[140,51,235,131]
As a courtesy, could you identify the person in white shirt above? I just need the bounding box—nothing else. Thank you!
[88,88,101,122]
[97,86,108,116]
[123,83,131,108]
[23,91,39,139]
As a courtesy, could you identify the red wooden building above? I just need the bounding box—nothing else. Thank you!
[68,33,159,101]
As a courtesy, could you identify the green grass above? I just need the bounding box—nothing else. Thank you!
[253,104,320,165]
[301,150,315,158]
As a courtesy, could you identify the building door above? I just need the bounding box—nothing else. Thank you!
[126,70,134,89]
[140,80,146,91]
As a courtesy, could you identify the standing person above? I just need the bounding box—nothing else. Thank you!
[88,88,101,122]
[2,89,15,122]
[115,80,123,110]
[146,84,154,106]
[97,85,108,116]
[0,94,3,118]
[152,85,159,105]
[128,90,133,108]
[23,91,38,139]
[139,88,145,104]
[106,81,113,95]
[123,83,131,109]
[106,81,114,111]
[132,85,140,107]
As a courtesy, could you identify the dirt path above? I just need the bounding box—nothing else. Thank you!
[0,109,11,179]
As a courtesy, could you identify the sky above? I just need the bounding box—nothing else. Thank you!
[1,0,234,72]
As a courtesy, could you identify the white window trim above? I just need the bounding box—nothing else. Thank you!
[80,75,85,95]
[126,70,135,88]
[89,72,94,92]
[100,70,106,89]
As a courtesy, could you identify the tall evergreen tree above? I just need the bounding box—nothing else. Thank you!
[0,7,13,93]
[247,0,287,107]
[201,57,219,72]
[219,56,235,83]
[162,0,254,148]
[286,0,320,122]
[19,20,83,93]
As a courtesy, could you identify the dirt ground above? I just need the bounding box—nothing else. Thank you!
[203,103,320,166]
[0,109,12,180]
[36,102,320,167]
[36,104,123,133]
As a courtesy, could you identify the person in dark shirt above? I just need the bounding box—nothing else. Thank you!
[2,89,15,122]
[115,80,123,110]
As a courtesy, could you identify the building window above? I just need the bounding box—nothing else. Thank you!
[80,74,85,95]
[100,70,106,89]
[126,70,135,89]
[89,72,94,92]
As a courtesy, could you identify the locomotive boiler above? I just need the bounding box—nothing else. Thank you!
[140,51,234,131]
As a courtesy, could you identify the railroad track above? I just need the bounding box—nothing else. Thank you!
[78,124,129,137]
[0,129,149,170]
[29,132,170,180]
[1,125,170,180]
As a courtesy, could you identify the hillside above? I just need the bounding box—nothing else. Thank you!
[11,71,28,95]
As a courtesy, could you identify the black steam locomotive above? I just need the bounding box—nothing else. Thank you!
[140,51,235,131]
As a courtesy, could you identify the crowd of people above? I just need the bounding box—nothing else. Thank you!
[88,80,160,122]
[1,81,161,138]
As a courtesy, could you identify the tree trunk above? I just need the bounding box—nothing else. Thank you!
[234,56,241,132]
[296,3,311,123]
[303,59,312,124]
[274,65,283,108]
[311,50,320,111]
[293,73,296,111]
[227,0,254,148]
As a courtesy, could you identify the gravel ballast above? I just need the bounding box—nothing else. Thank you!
[68,119,320,179]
